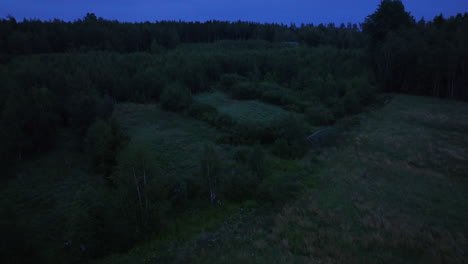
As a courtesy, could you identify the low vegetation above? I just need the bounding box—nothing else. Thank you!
[121,95,466,264]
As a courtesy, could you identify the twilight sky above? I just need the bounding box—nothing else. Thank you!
[1,0,468,24]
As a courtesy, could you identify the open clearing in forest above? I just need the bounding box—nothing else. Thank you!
[195,91,302,127]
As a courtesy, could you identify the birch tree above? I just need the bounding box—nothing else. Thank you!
[200,144,222,203]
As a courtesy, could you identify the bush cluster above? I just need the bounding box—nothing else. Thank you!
[160,82,193,112]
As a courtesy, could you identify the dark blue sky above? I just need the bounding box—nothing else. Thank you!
[2,0,468,24]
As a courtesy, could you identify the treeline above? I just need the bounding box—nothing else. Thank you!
[363,0,468,99]
[0,13,364,54]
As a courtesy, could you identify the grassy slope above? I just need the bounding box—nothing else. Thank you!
[161,95,468,264]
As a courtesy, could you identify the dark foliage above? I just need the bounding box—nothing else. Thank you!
[85,119,127,179]
[270,116,309,159]
[1,87,59,159]
[160,82,193,112]
[0,14,364,55]
[229,82,263,100]
[305,103,336,125]
[363,1,468,99]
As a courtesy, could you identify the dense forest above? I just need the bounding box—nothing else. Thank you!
[1,1,467,263]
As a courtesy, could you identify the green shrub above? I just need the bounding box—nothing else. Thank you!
[270,116,308,159]
[234,122,275,144]
[113,144,171,234]
[261,88,297,106]
[167,173,199,208]
[328,97,346,118]
[160,82,192,112]
[131,68,166,102]
[233,146,251,163]
[283,103,304,113]
[188,102,236,130]
[257,81,282,91]
[180,60,209,93]
[342,91,361,114]
[229,82,262,100]
[222,168,259,202]
[66,186,113,259]
[256,171,305,204]
[272,138,289,158]
[150,40,164,54]
[1,86,59,157]
[63,92,114,139]
[213,113,235,130]
[188,102,218,119]
[349,75,377,105]
[337,116,361,129]
[247,145,267,179]
[220,73,249,89]
[0,204,41,263]
[305,103,335,125]
[65,179,164,259]
[225,145,267,202]
[85,119,127,178]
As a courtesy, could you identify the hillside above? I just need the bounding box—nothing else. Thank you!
[96,94,468,263]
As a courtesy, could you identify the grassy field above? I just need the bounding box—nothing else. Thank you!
[114,103,226,179]
[194,91,302,127]
[99,94,468,264]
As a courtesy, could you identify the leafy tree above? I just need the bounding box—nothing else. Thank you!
[85,119,127,178]
[220,73,249,89]
[270,116,308,159]
[150,39,164,54]
[1,87,59,159]
[229,82,262,100]
[305,103,335,125]
[261,89,296,106]
[161,27,180,49]
[65,92,102,135]
[363,1,415,93]
[113,144,170,234]
[131,68,166,102]
[362,0,414,44]
[160,82,192,112]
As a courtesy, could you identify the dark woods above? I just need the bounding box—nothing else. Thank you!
[1,1,466,99]
[363,0,468,100]
[0,13,364,53]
